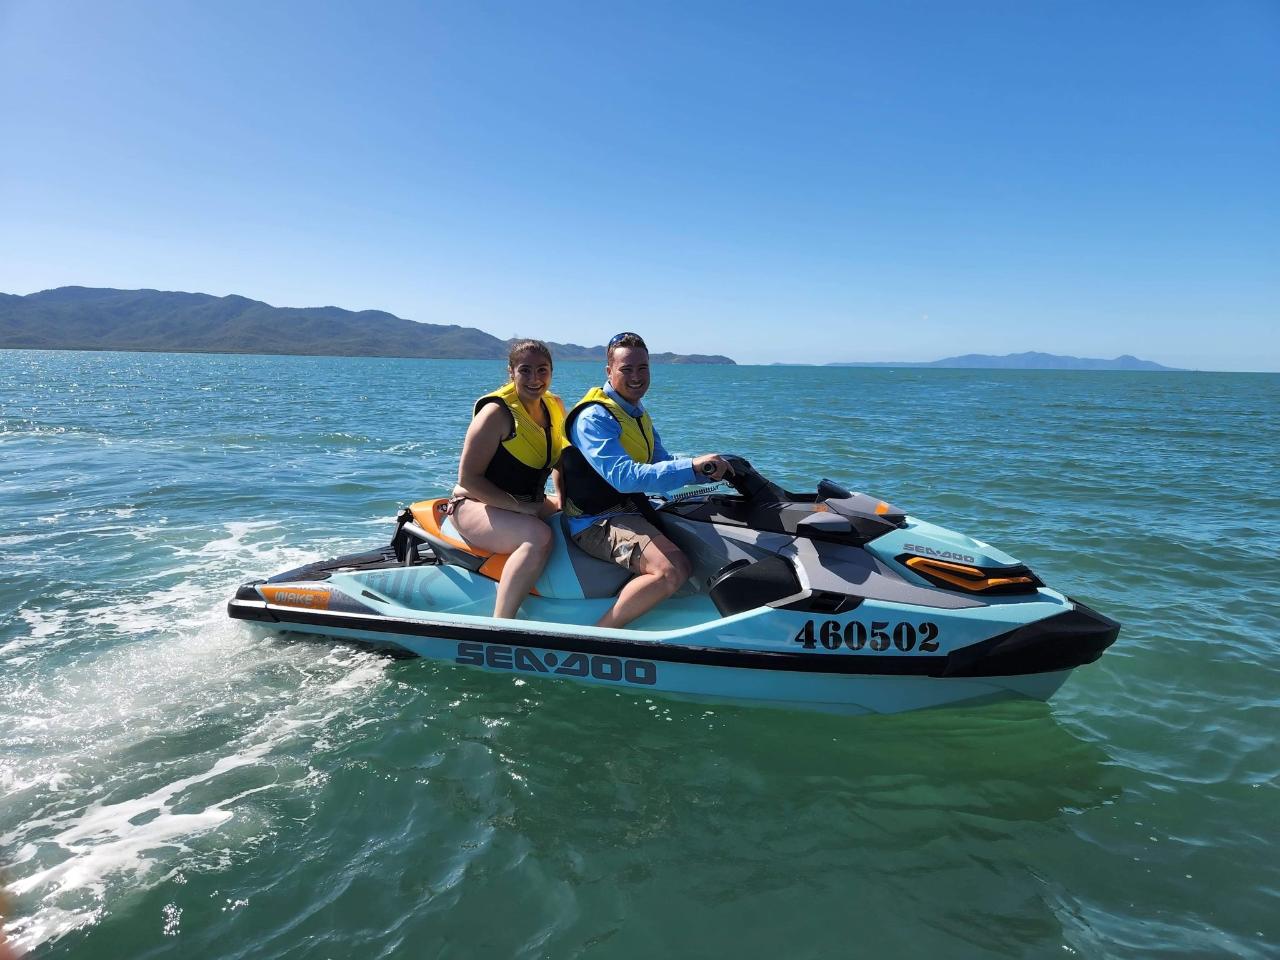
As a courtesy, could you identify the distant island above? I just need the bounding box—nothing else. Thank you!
[823,351,1179,371]
[0,287,736,365]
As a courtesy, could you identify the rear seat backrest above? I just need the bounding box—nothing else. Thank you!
[533,514,632,599]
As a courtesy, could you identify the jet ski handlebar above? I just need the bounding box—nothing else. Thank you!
[720,455,792,504]
[713,455,908,535]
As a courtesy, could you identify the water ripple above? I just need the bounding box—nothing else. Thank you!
[1,353,1277,957]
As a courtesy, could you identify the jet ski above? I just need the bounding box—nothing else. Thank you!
[227,457,1119,715]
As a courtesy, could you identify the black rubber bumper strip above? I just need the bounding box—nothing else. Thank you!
[942,598,1120,677]
[227,595,1121,679]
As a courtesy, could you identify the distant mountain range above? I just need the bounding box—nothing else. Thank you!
[0,287,735,365]
[1,288,1185,371]
[824,351,1179,371]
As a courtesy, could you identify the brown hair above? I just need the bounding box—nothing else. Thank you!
[508,339,553,370]
[606,332,647,362]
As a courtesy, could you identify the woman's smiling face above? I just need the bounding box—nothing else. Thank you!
[510,350,552,404]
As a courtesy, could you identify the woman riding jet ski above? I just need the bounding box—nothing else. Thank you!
[227,456,1120,716]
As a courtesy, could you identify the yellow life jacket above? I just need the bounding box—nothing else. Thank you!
[569,386,654,463]
[560,386,656,516]
[473,382,566,499]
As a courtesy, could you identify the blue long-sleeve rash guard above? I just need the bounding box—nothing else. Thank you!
[565,384,696,536]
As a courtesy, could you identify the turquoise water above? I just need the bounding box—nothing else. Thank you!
[1,350,1277,958]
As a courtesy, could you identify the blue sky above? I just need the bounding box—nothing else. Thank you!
[1,1,1276,369]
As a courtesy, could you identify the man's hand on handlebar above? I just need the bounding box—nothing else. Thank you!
[692,455,735,482]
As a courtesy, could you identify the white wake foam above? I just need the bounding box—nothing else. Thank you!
[1,521,394,952]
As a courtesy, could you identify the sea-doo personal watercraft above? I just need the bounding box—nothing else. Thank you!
[227,458,1119,715]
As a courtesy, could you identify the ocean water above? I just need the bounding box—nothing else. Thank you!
[1,350,1277,959]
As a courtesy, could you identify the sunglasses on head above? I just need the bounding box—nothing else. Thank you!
[607,332,646,348]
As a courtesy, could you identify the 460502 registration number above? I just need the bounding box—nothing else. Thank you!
[793,619,941,653]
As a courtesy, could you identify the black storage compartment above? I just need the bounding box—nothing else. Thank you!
[707,555,802,616]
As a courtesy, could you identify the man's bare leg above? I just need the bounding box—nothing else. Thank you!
[595,536,691,629]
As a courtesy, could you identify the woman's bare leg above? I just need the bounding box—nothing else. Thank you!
[451,501,554,619]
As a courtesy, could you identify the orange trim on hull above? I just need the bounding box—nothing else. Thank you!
[259,585,332,610]
[903,556,1036,592]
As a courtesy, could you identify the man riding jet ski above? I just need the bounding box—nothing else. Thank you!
[227,452,1120,716]
[558,331,734,629]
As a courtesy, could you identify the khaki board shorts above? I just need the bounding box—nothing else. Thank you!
[572,515,662,571]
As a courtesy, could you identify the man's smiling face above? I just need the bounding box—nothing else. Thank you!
[606,346,650,405]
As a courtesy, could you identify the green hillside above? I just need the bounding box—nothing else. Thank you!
[0,287,735,364]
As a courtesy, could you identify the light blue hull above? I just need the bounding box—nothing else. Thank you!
[305,620,1072,715]
[233,563,1083,715]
